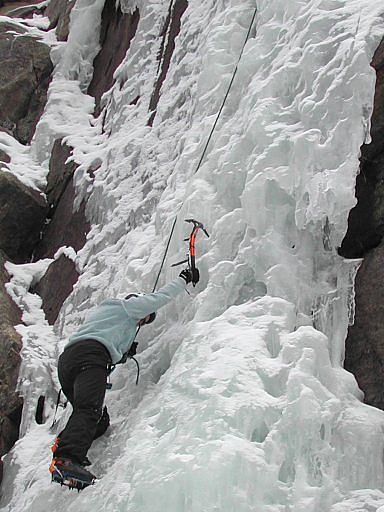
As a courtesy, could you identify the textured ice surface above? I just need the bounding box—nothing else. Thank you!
[1,0,384,511]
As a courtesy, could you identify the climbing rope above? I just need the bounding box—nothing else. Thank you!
[152,5,258,291]
[152,215,178,292]
[192,6,258,179]
[108,5,258,386]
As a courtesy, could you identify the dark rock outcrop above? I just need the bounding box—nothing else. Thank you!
[46,138,78,207]
[0,21,53,144]
[0,171,48,263]
[342,38,384,409]
[148,0,188,126]
[7,3,45,19]
[34,177,89,261]
[33,139,89,261]
[0,0,86,484]
[45,0,75,41]
[32,139,90,324]
[0,250,23,466]
[344,244,384,408]
[340,39,384,258]
[0,18,53,476]
[87,0,140,113]
[0,149,10,165]
[33,254,78,325]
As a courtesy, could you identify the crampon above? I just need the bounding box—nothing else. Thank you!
[50,458,96,491]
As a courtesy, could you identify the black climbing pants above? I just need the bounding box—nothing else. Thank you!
[55,339,111,464]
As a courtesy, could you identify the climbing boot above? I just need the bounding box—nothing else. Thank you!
[50,457,96,491]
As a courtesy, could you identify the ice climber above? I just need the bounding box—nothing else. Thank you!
[49,268,198,490]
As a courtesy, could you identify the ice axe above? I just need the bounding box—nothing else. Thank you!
[172,219,209,286]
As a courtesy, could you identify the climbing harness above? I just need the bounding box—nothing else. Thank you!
[107,337,140,387]
[107,293,147,385]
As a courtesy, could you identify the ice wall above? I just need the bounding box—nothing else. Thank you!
[2,0,384,511]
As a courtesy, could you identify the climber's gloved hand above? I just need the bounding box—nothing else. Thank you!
[179,267,200,285]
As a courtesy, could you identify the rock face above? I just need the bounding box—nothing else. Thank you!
[32,139,90,324]
[33,139,90,262]
[46,139,77,208]
[45,138,78,207]
[345,245,384,408]
[0,21,53,144]
[6,3,45,19]
[0,171,48,263]
[87,0,140,113]
[341,40,384,258]
[148,0,188,126]
[0,12,53,482]
[341,38,384,409]
[0,1,87,482]
[0,149,10,165]
[0,250,23,468]
[34,177,89,261]
[45,0,75,41]
[33,254,78,325]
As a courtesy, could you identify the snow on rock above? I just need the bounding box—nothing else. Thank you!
[1,0,384,511]
[0,133,48,190]
[53,246,77,261]
[5,259,57,437]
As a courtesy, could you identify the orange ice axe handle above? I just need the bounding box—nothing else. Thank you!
[185,219,209,286]
[171,219,209,286]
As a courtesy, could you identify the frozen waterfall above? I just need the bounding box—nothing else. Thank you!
[1,0,384,511]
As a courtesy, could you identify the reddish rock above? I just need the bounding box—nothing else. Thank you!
[6,3,45,19]
[87,0,140,112]
[0,21,53,144]
[0,0,41,16]
[0,150,10,164]
[33,254,78,325]
[148,0,188,126]
[45,0,75,41]
[0,171,48,263]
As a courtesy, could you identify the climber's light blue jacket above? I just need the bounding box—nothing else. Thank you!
[66,277,186,364]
